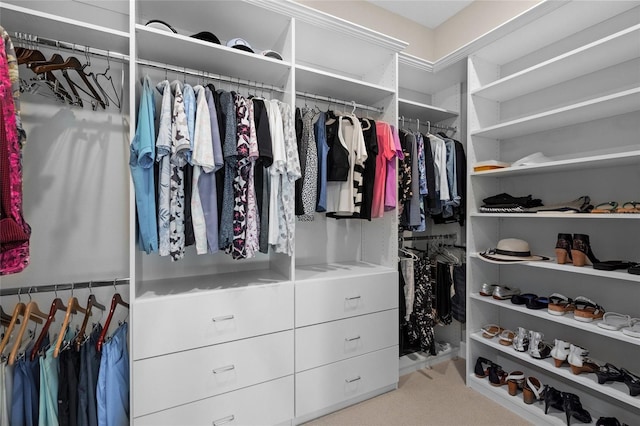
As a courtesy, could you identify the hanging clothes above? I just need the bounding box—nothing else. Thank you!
[372,121,393,218]
[154,80,172,257]
[77,324,102,426]
[314,111,328,213]
[405,253,436,356]
[296,106,318,221]
[358,118,378,220]
[96,322,129,426]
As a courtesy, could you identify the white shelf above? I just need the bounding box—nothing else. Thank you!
[469,254,640,283]
[294,261,396,283]
[135,25,291,88]
[295,65,394,107]
[471,293,640,347]
[471,332,640,410]
[471,150,640,177]
[472,24,640,102]
[471,88,640,140]
[470,212,640,220]
[0,3,129,54]
[398,99,458,123]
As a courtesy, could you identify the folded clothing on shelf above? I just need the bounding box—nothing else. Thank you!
[480,193,543,212]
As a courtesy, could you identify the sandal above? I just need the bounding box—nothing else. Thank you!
[506,371,525,396]
[548,293,575,316]
[596,312,632,331]
[526,296,549,310]
[573,296,605,322]
[474,356,493,378]
[481,324,503,338]
[512,327,529,352]
[621,319,640,338]
[593,260,633,271]
[616,201,640,213]
[480,283,498,297]
[510,293,537,305]
[523,377,543,404]
[629,263,640,275]
[498,329,515,346]
[591,201,618,213]
[488,363,508,386]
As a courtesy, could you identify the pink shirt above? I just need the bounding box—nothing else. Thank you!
[372,122,394,218]
[384,125,403,211]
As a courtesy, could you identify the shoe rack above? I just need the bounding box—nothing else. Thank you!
[466,2,640,424]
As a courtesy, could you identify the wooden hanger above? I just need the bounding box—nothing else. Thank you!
[0,302,25,356]
[8,300,49,365]
[16,47,46,65]
[29,296,67,361]
[96,292,129,352]
[75,292,106,351]
[53,295,89,357]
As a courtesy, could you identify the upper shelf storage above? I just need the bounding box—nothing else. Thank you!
[0,2,129,54]
[472,24,640,102]
[398,99,458,124]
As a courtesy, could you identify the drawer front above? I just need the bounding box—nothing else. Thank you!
[295,309,398,372]
[133,330,293,418]
[295,271,397,327]
[134,376,294,426]
[133,282,293,359]
[295,346,398,418]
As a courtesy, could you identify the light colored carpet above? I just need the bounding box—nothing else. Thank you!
[303,359,534,426]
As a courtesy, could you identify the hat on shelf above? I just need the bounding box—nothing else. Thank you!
[145,19,177,34]
[190,31,221,45]
[226,37,254,53]
[261,49,283,60]
[479,238,549,264]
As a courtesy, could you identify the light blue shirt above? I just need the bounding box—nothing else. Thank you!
[129,75,158,253]
[183,83,196,165]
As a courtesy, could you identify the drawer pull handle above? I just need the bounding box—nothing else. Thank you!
[345,296,361,301]
[212,314,234,322]
[345,335,361,342]
[345,375,361,383]
[212,414,235,426]
[213,365,236,374]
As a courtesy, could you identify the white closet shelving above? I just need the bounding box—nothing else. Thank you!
[466,1,640,424]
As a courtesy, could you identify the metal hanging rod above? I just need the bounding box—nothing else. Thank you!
[12,32,129,63]
[400,233,457,242]
[295,91,384,114]
[399,116,457,133]
[137,58,286,94]
[0,278,130,297]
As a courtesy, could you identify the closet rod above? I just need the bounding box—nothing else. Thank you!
[295,91,384,114]
[137,58,286,94]
[0,278,130,297]
[399,116,457,133]
[12,32,129,63]
[400,233,457,242]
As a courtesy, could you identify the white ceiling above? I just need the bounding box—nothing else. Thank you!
[367,0,474,29]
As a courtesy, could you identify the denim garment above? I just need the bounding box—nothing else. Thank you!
[97,323,129,426]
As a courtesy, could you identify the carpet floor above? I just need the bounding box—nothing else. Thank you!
[303,358,534,426]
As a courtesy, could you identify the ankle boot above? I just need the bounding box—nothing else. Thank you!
[571,234,600,266]
[555,233,573,264]
[544,385,564,414]
[568,344,599,375]
[551,339,571,367]
[562,392,592,426]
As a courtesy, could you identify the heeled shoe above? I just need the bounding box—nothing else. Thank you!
[512,327,529,352]
[595,363,624,385]
[488,363,508,386]
[474,356,493,378]
[568,344,599,375]
[543,385,564,414]
[621,368,640,397]
[528,330,552,359]
[571,233,600,267]
[522,377,543,404]
[562,392,592,426]
[506,371,524,396]
[555,233,573,264]
[551,339,571,367]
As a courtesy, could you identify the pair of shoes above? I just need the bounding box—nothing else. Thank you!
[568,344,599,375]
[481,324,503,339]
[522,376,543,404]
[593,260,633,271]
[548,293,575,316]
[597,417,629,426]
[621,368,640,397]
[479,283,520,299]
[528,330,552,359]
[506,371,524,396]
[596,312,633,331]
[551,339,571,367]
[563,392,592,426]
[573,296,605,322]
[592,201,640,214]
[510,293,548,309]
[544,385,564,414]
[595,363,624,385]
[555,233,600,266]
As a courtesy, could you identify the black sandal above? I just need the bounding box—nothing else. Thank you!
[593,260,632,271]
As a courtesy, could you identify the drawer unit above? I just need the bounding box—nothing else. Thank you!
[295,346,398,418]
[133,330,294,417]
[133,282,293,360]
[295,271,397,327]
[134,376,294,426]
[295,309,398,372]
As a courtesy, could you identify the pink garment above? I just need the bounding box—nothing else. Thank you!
[384,125,403,211]
[372,122,394,218]
[0,36,30,275]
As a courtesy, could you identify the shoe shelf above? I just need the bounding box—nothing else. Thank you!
[470,332,640,410]
[468,255,640,284]
[468,374,607,426]
[470,212,640,220]
[471,293,640,347]
[471,24,640,102]
[470,88,640,140]
[470,149,640,178]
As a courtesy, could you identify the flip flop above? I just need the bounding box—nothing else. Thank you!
[596,312,632,331]
[622,319,640,338]
[481,324,503,338]
[499,329,515,346]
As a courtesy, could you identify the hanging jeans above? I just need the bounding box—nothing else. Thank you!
[78,324,102,426]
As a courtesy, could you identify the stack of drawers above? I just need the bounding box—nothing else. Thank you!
[132,282,295,425]
[294,264,399,422]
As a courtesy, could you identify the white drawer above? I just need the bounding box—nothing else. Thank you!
[295,346,399,418]
[295,271,397,327]
[134,376,294,426]
[133,330,293,418]
[133,282,293,359]
[295,309,398,372]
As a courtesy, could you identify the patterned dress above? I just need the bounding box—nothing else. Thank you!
[297,107,318,221]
